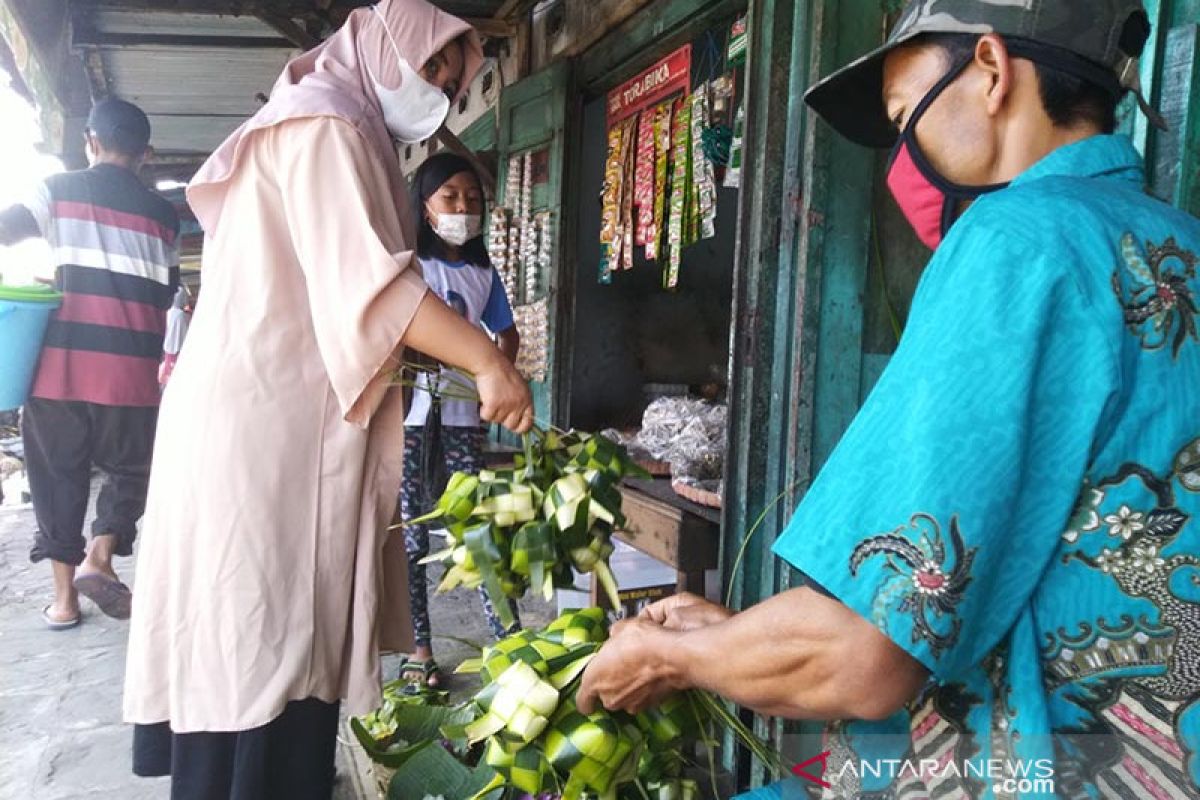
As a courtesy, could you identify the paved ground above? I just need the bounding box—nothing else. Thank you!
[0,478,555,800]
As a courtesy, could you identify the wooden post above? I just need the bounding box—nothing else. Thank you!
[722,0,888,788]
[1150,24,1200,215]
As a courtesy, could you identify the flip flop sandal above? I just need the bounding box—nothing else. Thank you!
[400,658,443,691]
[42,605,81,631]
[73,573,132,620]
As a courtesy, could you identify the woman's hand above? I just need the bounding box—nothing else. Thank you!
[474,351,533,433]
[402,294,532,432]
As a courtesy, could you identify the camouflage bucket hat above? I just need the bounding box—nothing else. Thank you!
[805,0,1153,148]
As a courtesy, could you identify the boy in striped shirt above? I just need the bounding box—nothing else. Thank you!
[0,98,179,629]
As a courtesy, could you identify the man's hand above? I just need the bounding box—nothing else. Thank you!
[587,587,929,722]
[577,619,686,715]
[639,592,733,631]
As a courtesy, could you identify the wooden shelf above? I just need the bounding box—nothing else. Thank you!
[607,478,721,597]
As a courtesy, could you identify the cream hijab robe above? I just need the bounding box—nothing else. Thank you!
[123,0,484,733]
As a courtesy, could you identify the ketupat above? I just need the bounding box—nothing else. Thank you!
[354,609,769,799]
[410,428,649,622]
[458,609,699,800]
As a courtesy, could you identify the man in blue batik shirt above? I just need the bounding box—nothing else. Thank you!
[578,1,1200,797]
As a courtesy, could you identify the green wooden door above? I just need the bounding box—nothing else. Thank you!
[495,61,572,431]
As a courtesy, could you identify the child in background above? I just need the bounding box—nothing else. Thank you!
[400,152,521,689]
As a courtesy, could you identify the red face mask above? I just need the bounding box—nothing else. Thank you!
[886,54,1009,250]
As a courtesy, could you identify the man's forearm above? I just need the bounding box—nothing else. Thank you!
[668,588,928,720]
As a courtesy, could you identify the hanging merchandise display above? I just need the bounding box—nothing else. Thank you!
[592,37,744,286]
[690,90,717,241]
[648,101,672,262]
[633,110,656,249]
[600,45,691,285]
[502,150,554,376]
[665,96,692,289]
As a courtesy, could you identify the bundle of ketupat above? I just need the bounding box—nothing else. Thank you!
[352,609,784,799]
[411,428,649,624]
[454,608,700,800]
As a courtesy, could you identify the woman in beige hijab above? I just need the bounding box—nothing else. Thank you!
[122,1,530,796]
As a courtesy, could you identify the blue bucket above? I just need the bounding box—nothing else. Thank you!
[0,285,62,411]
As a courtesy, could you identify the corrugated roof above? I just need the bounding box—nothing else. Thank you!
[76,8,295,158]
[101,46,294,116]
[93,11,278,38]
[64,1,516,165]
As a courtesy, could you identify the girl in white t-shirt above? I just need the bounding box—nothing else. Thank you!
[399,153,519,689]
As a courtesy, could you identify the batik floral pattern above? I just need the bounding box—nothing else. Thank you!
[1112,233,1198,358]
[1055,436,1200,794]
[851,513,978,660]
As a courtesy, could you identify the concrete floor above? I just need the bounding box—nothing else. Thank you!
[0,482,555,800]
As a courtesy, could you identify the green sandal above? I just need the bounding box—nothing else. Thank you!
[400,657,443,692]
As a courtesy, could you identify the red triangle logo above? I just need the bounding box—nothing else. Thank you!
[791,750,832,789]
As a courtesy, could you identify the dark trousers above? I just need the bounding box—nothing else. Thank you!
[22,397,157,566]
[400,425,520,647]
[133,699,340,800]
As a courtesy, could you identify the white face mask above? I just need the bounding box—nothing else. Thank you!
[430,211,482,246]
[369,5,451,144]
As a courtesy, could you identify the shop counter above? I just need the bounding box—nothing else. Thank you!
[612,477,721,596]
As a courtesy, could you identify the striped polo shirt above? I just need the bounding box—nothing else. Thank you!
[23,163,180,407]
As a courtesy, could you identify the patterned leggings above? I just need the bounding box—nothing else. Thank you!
[401,425,521,649]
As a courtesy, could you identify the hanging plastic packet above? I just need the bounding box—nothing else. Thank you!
[525,210,541,300]
[648,101,672,262]
[727,15,747,66]
[606,119,632,275]
[709,74,735,127]
[702,74,736,176]
[488,207,515,297]
[534,211,553,296]
[520,152,536,296]
[619,116,637,272]
[682,102,698,249]
[505,157,524,290]
[505,155,523,205]
[633,109,656,251]
[666,96,691,289]
[598,123,627,283]
[690,90,716,240]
